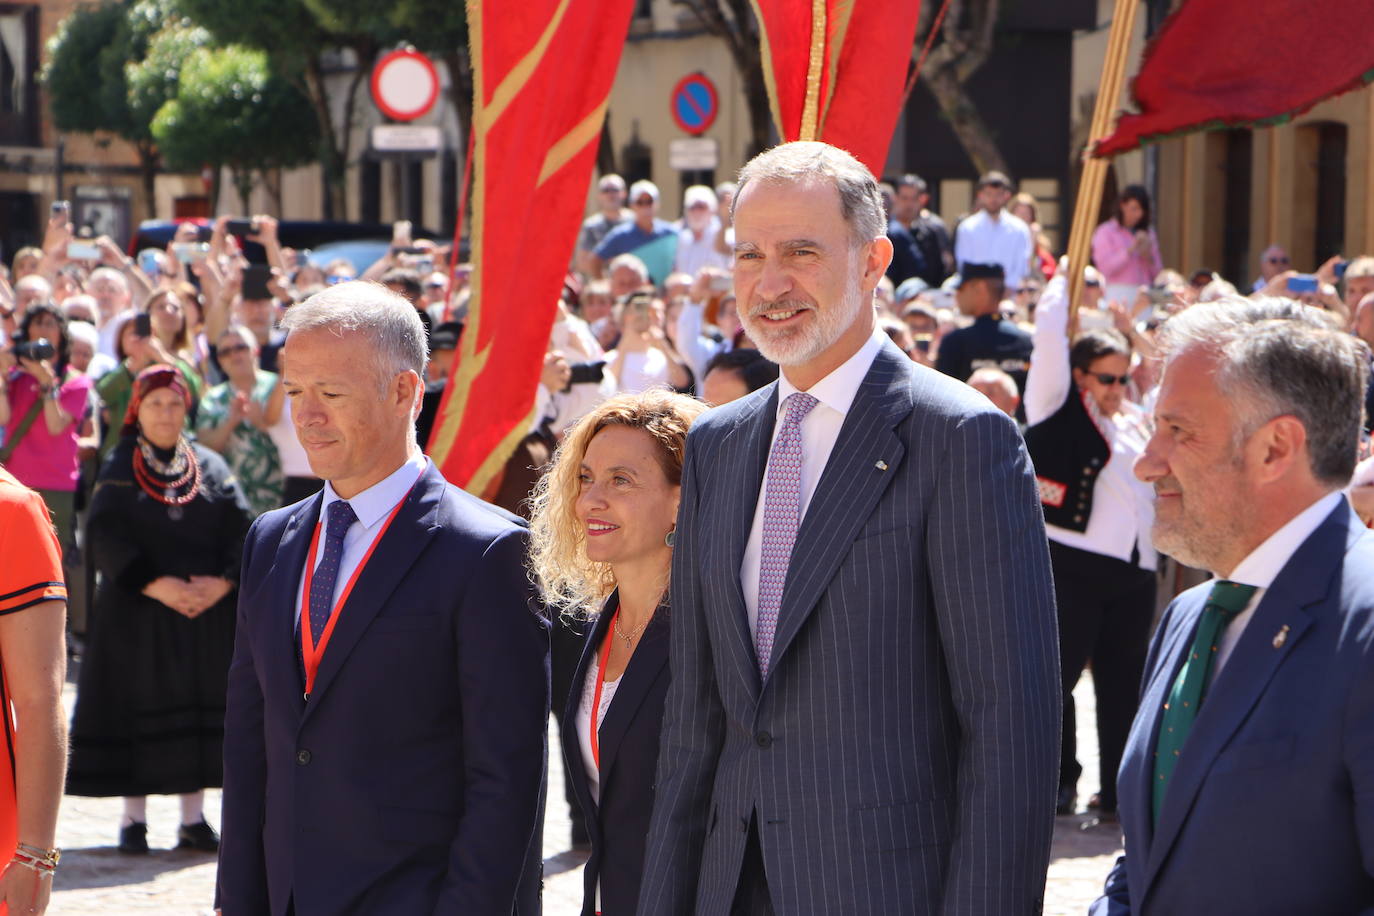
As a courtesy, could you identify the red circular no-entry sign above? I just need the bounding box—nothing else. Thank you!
[371,49,441,122]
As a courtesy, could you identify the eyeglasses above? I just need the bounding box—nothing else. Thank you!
[1092,372,1131,386]
[218,343,251,357]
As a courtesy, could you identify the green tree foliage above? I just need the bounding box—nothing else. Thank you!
[172,0,379,218]
[43,1,138,137]
[152,45,319,210]
[42,0,170,209]
[125,16,210,133]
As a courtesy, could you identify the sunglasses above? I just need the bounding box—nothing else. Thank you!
[1266,256,1290,264]
[218,343,251,357]
[632,198,655,207]
[1092,372,1131,386]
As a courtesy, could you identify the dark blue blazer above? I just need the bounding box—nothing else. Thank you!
[1094,499,1374,914]
[559,592,670,916]
[216,462,550,915]
[639,342,1061,915]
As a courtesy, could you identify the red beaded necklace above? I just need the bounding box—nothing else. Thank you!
[133,437,201,506]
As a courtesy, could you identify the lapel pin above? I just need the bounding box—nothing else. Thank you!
[1272,624,1290,649]
[875,460,889,471]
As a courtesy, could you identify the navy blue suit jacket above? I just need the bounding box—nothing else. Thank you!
[639,342,1060,915]
[217,462,550,915]
[559,592,670,916]
[1094,500,1374,914]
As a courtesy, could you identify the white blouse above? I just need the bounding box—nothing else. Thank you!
[575,651,621,806]
[1024,274,1157,570]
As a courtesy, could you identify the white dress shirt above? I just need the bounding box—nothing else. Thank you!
[293,451,428,626]
[954,208,1033,288]
[740,331,885,637]
[1025,274,1157,570]
[1214,490,1344,675]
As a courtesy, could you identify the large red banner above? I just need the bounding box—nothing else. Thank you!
[430,0,636,493]
[1096,0,1374,157]
[750,0,921,175]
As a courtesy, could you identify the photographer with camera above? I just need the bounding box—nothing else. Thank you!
[0,303,94,562]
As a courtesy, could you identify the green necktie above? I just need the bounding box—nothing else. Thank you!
[1152,579,1257,825]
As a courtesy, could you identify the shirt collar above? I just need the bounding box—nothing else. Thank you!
[776,330,885,420]
[1227,490,1344,590]
[321,450,428,530]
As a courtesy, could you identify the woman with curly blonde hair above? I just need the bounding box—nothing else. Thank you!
[528,389,705,916]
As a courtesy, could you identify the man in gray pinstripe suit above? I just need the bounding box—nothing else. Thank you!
[639,142,1060,915]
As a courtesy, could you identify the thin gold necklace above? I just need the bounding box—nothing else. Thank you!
[613,614,648,648]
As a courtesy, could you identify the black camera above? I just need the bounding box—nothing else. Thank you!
[564,360,607,391]
[13,338,55,362]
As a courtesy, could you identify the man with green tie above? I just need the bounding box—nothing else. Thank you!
[1094,297,1374,914]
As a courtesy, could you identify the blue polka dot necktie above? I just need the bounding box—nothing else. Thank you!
[755,392,818,678]
[1152,579,1256,825]
[309,500,357,643]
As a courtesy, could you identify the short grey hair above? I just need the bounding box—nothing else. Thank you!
[734,141,886,247]
[1157,296,1369,486]
[280,281,427,386]
[607,253,649,284]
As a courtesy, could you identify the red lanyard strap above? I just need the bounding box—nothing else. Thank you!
[299,493,410,699]
[589,608,618,769]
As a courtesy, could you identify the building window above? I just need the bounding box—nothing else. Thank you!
[0,5,39,146]
[1314,123,1347,264]
[1294,121,1347,269]
[1221,129,1252,286]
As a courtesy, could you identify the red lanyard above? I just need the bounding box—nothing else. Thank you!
[299,493,410,699]
[589,608,618,769]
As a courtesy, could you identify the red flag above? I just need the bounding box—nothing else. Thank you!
[430,0,635,494]
[751,0,921,174]
[1095,0,1374,157]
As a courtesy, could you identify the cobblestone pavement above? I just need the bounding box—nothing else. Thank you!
[51,676,1118,914]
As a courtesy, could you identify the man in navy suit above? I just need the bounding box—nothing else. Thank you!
[639,141,1060,915]
[1094,299,1374,914]
[216,282,549,915]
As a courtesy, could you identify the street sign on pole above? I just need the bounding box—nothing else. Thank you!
[371,124,443,155]
[371,49,441,122]
[668,137,719,171]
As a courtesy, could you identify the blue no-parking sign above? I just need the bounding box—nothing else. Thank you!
[671,73,719,136]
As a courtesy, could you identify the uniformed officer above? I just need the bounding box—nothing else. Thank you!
[935,262,1034,405]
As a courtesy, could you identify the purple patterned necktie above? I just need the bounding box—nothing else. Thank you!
[309,500,357,642]
[756,391,819,677]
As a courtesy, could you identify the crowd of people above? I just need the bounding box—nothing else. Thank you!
[0,137,1372,914]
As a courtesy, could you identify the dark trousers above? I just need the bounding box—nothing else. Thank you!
[1051,540,1156,809]
[730,813,775,915]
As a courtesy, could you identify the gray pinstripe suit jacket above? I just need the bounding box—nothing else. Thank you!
[639,341,1060,915]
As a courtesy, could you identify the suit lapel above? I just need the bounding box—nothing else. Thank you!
[716,387,777,704]
[1119,592,1203,859]
[260,494,322,719]
[300,465,442,720]
[560,595,616,827]
[766,344,911,679]
[597,612,670,792]
[1142,503,1353,890]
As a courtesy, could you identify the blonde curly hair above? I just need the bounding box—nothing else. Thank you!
[528,389,707,618]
